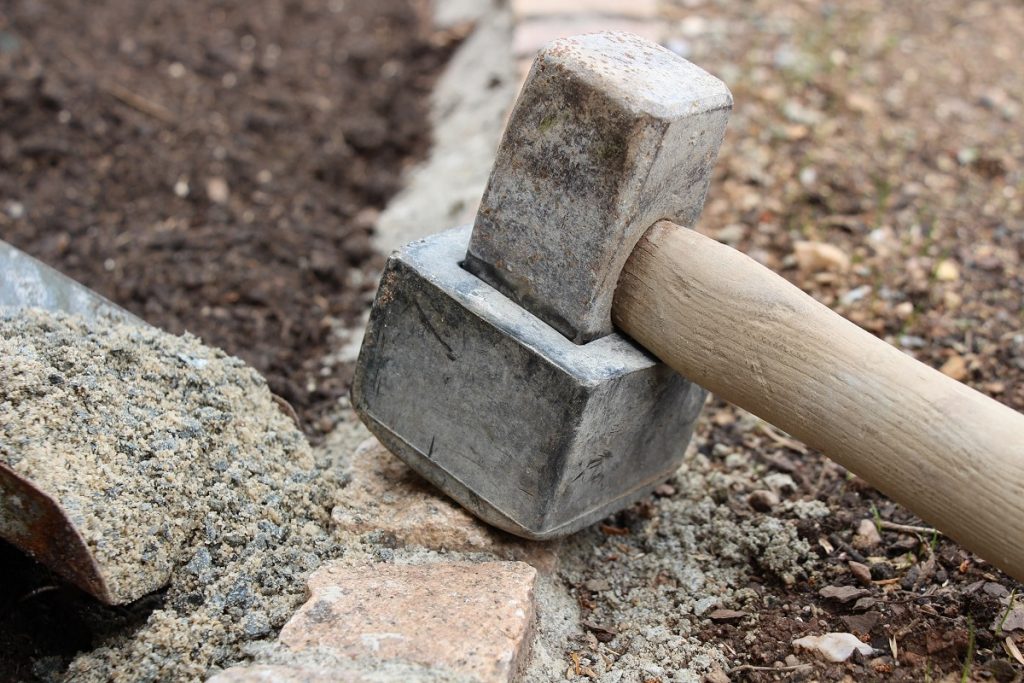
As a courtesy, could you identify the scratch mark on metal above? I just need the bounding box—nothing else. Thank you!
[413,299,457,361]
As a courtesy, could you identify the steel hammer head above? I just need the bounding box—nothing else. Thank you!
[353,32,730,539]
[466,32,731,343]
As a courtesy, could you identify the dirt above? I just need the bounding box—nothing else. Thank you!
[1,309,347,682]
[639,0,1024,679]
[0,0,460,431]
[2,0,1023,680]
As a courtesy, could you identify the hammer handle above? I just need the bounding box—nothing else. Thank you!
[613,220,1024,582]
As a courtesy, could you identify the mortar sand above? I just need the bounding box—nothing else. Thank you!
[1,309,345,681]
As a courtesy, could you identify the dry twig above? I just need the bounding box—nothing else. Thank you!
[878,520,941,536]
[101,82,177,124]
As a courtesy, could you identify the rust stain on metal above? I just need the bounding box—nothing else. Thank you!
[0,464,114,603]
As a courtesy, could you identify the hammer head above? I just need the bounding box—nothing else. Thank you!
[466,32,731,343]
[353,32,730,539]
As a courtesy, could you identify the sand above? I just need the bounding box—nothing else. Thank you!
[0,309,344,681]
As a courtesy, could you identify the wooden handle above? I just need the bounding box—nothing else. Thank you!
[613,220,1024,582]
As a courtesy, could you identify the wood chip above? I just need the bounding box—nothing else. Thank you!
[582,621,617,643]
[1005,637,1024,666]
[707,608,747,622]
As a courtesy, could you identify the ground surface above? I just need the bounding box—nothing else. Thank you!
[639,0,1024,679]
[0,0,453,680]
[1,0,1023,681]
[0,0,458,430]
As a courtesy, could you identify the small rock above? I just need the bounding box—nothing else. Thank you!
[940,355,968,381]
[794,241,850,275]
[206,177,230,204]
[996,603,1024,633]
[870,562,895,580]
[848,560,872,585]
[653,483,676,497]
[704,667,730,683]
[984,582,1010,598]
[819,585,871,604]
[714,224,745,246]
[793,633,873,662]
[173,178,189,198]
[584,578,612,592]
[869,656,895,674]
[840,285,871,305]
[747,489,780,512]
[852,519,882,550]
[5,200,25,219]
[242,611,271,638]
[852,597,877,611]
[582,621,617,643]
[692,596,718,616]
[763,472,797,494]
[841,610,880,635]
[934,259,960,282]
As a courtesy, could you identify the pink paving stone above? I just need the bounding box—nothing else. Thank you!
[511,0,658,20]
[513,18,662,57]
[279,561,538,683]
[332,438,557,572]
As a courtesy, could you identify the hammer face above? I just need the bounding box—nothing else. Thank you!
[353,227,706,539]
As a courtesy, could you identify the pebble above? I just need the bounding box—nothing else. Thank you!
[747,489,780,512]
[794,240,851,274]
[206,177,230,204]
[793,633,873,662]
[848,560,872,585]
[934,259,960,281]
[852,518,883,550]
[940,354,969,381]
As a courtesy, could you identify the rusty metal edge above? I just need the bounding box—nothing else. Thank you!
[0,464,115,603]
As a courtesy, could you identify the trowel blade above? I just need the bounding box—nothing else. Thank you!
[1,239,138,602]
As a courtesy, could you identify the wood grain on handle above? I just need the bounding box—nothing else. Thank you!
[613,220,1024,582]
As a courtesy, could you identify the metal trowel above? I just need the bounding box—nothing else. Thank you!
[0,240,296,604]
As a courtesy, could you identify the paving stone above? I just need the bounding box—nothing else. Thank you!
[279,561,538,683]
[209,663,475,683]
[511,0,658,20]
[332,438,557,571]
[513,18,662,57]
[209,665,365,683]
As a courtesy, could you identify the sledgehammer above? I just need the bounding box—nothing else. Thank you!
[353,32,1024,582]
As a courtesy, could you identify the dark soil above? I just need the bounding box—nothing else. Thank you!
[0,0,460,431]
[0,0,455,680]
[654,1,1024,678]
[690,403,1024,682]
